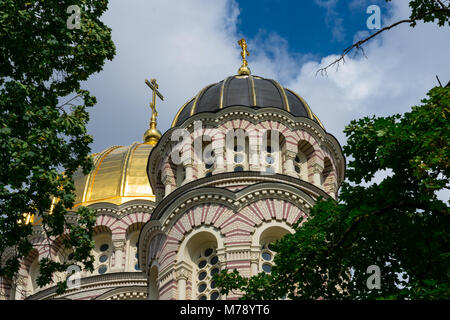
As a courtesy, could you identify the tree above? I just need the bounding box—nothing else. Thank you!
[0,0,115,296]
[214,0,449,300]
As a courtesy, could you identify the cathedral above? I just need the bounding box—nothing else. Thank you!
[0,40,345,300]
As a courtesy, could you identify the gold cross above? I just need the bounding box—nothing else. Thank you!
[145,78,164,118]
[238,38,250,66]
[237,38,251,75]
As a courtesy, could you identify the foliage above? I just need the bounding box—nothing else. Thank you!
[215,84,449,300]
[0,0,115,295]
[402,0,450,27]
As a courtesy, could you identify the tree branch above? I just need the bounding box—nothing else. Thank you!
[316,4,449,75]
[317,18,414,76]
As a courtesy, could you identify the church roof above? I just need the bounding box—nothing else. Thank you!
[72,142,155,207]
[171,74,324,128]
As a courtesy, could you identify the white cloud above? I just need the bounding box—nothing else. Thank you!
[314,0,346,42]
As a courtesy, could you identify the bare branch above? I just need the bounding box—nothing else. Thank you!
[56,94,82,111]
[316,18,413,76]
[316,1,450,75]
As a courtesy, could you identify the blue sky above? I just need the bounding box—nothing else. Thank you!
[235,0,390,57]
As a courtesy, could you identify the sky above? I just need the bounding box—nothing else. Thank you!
[84,0,450,159]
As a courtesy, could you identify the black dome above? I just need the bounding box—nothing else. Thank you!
[171,75,323,128]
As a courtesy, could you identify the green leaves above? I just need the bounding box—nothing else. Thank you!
[0,0,115,294]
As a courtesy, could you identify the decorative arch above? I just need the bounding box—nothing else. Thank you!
[176,227,223,300]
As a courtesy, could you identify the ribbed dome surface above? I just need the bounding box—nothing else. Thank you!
[172,75,323,128]
[72,142,155,207]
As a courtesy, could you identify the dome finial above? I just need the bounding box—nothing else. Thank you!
[143,78,163,146]
[237,38,251,75]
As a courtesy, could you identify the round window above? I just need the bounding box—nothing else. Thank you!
[98,265,108,274]
[99,255,108,263]
[295,165,301,173]
[234,144,243,152]
[210,268,219,277]
[100,244,109,252]
[199,295,207,300]
[205,162,213,170]
[198,271,207,281]
[211,291,220,300]
[198,283,207,293]
[234,166,244,172]
[234,154,244,163]
[206,172,212,177]
[198,260,207,269]
[262,252,272,261]
[210,256,218,265]
[265,155,274,164]
[262,264,272,273]
[204,248,213,257]
[295,155,300,163]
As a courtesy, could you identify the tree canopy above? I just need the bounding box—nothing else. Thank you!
[0,0,115,295]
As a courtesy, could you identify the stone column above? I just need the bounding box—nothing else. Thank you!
[250,250,260,276]
[112,240,126,272]
[212,144,226,174]
[162,175,174,197]
[175,264,191,300]
[284,150,297,177]
[312,163,324,188]
[183,162,193,184]
[248,130,260,171]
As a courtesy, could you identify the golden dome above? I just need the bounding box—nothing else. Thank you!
[72,142,155,207]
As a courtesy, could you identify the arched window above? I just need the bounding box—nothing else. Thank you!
[297,140,315,182]
[226,129,249,172]
[183,231,222,301]
[258,226,290,274]
[194,246,220,300]
[93,233,112,275]
[262,130,284,174]
[202,141,215,177]
[294,152,308,180]
[126,230,141,272]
